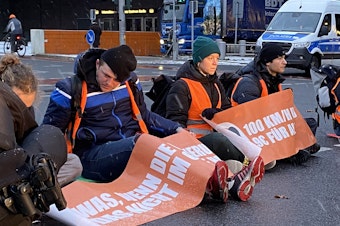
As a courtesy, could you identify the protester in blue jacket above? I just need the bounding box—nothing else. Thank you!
[43,45,233,203]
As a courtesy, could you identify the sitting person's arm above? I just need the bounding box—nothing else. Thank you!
[231,77,262,104]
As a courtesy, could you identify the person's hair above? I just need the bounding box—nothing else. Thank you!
[0,54,38,94]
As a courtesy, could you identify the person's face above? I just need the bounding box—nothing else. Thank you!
[12,86,36,107]
[266,55,287,76]
[96,59,121,92]
[198,53,219,76]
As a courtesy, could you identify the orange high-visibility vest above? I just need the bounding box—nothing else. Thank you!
[65,80,87,153]
[181,78,221,138]
[65,80,148,154]
[125,81,149,134]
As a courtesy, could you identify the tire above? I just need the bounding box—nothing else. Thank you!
[305,55,321,77]
[3,40,11,54]
[16,40,26,57]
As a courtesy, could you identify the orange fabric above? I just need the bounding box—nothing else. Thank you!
[181,78,221,138]
[65,81,87,153]
[125,81,149,134]
[331,77,340,104]
[213,89,316,164]
[58,131,217,225]
[332,106,340,123]
[230,77,243,107]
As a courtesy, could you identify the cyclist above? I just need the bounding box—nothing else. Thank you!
[5,14,23,53]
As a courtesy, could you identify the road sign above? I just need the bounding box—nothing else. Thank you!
[90,9,96,22]
[86,29,95,46]
[232,0,244,19]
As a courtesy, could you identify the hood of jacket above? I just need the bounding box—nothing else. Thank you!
[76,48,106,91]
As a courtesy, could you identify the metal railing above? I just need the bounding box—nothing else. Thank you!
[172,40,256,57]
[225,41,256,56]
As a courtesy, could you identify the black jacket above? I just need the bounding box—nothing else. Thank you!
[232,59,285,104]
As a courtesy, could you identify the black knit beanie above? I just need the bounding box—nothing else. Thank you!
[100,45,137,82]
[259,43,285,63]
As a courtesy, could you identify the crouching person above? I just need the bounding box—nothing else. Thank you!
[0,54,73,225]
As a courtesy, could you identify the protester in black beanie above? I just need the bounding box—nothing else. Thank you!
[100,45,137,82]
[259,43,286,64]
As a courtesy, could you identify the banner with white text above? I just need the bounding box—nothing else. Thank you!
[49,131,219,225]
[211,89,316,164]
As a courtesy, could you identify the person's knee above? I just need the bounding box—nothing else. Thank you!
[22,125,67,171]
[57,153,83,187]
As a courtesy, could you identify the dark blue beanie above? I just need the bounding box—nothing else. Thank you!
[193,36,220,64]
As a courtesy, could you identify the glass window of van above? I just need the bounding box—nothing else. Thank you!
[318,14,331,36]
[267,12,321,33]
[336,14,340,36]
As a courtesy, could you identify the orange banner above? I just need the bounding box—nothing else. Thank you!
[50,131,220,225]
[212,89,316,164]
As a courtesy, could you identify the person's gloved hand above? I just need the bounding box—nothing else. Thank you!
[201,108,222,120]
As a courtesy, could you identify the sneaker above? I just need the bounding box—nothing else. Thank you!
[264,160,276,170]
[206,160,229,203]
[228,156,265,201]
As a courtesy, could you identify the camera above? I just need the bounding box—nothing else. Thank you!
[1,153,67,220]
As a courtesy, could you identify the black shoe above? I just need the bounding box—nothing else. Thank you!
[287,149,311,165]
[305,143,320,154]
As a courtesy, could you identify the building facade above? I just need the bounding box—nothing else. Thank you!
[0,0,163,40]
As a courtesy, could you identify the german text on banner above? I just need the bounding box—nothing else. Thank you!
[49,131,219,225]
[211,89,316,164]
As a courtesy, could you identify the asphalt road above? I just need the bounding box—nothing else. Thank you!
[19,56,340,226]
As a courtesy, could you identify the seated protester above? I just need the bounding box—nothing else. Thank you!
[231,43,320,167]
[43,45,231,203]
[0,54,70,225]
[165,36,265,202]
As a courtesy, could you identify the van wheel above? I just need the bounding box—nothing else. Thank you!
[305,55,320,77]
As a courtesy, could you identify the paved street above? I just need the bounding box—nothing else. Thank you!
[3,53,340,226]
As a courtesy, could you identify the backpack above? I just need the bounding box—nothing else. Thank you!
[145,74,176,117]
[310,64,340,118]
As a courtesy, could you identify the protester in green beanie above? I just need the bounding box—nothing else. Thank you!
[165,35,265,203]
[192,36,221,64]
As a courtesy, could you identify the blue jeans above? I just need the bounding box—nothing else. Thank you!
[80,136,137,182]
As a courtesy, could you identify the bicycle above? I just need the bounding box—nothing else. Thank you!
[2,33,27,57]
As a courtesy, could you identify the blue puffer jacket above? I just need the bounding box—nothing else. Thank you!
[43,49,180,156]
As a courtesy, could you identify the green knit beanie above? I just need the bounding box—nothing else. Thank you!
[192,36,220,64]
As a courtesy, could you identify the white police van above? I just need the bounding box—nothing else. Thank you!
[256,0,340,76]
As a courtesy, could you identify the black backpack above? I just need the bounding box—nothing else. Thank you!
[145,74,176,117]
[310,64,340,117]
